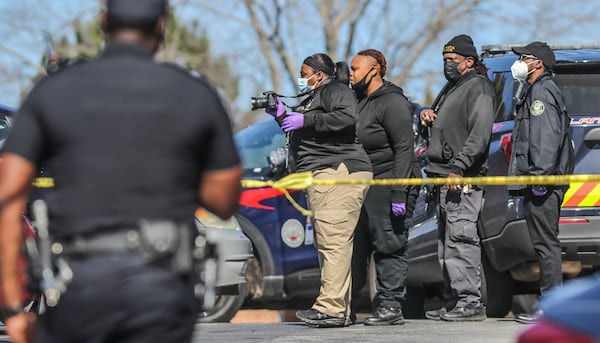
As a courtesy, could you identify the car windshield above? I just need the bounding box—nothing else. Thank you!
[555,65,600,115]
[235,119,285,177]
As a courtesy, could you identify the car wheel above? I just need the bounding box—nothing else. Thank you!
[481,252,514,317]
[402,287,426,318]
[197,283,248,323]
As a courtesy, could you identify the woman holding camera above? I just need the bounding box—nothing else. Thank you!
[266,53,372,328]
[349,49,419,326]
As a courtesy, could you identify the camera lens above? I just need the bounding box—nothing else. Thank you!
[251,96,269,111]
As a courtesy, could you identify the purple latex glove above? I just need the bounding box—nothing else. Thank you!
[281,112,304,132]
[532,186,548,197]
[391,202,406,216]
[265,97,286,117]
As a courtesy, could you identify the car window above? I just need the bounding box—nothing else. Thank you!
[235,120,285,176]
[491,72,518,122]
[555,73,600,115]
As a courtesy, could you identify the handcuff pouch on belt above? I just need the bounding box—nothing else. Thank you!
[137,219,219,309]
[137,219,194,274]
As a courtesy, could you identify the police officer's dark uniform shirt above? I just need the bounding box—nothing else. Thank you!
[356,81,419,202]
[424,71,495,177]
[290,79,372,173]
[2,42,240,238]
[507,72,574,193]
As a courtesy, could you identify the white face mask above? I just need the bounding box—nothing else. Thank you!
[297,73,318,93]
[510,60,536,81]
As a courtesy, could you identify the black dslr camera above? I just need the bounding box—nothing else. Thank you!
[251,91,278,111]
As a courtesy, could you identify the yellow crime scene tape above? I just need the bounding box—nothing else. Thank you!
[33,174,600,216]
[241,173,600,216]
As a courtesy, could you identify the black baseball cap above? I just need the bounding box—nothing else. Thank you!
[512,41,555,70]
[106,0,168,29]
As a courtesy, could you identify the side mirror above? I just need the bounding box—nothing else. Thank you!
[268,147,286,168]
[267,147,292,179]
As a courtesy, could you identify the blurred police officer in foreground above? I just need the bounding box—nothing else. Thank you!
[0,0,242,342]
[419,34,494,322]
[508,42,574,324]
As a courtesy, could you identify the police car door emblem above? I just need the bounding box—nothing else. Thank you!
[531,100,545,116]
[281,219,305,248]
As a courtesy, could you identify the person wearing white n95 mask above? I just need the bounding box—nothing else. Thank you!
[511,55,539,81]
[508,41,574,325]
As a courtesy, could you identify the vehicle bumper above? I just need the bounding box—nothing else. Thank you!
[483,215,600,273]
[204,227,253,291]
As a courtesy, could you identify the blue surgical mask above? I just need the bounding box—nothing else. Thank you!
[297,73,318,93]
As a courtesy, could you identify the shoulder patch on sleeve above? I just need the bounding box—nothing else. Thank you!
[531,100,545,116]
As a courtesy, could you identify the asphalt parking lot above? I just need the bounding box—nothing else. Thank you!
[0,310,526,342]
[193,317,525,343]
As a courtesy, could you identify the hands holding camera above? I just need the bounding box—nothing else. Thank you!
[265,97,286,117]
[265,97,304,132]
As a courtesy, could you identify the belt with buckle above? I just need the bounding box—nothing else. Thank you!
[56,229,142,256]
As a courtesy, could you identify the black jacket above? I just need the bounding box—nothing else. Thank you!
[356,81,419,202]
[508,73,574,192]
[289,79,372,173]
[424,71,495,177]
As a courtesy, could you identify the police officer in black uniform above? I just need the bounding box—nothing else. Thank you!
[508,41,574,324]
[0,0,242,342]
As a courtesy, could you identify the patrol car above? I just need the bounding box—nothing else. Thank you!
[406,43,600,318]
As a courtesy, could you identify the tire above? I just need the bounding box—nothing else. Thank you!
[481,252,514,317]
[197,283,248,323]
[402,287,426,319]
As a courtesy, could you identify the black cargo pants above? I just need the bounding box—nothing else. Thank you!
[352,185,413,310]
[36,253,197,343]
[524,187,565,294]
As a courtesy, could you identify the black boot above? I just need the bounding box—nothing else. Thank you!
[295,309,346,328]
[440,305,486,322]
[364,307,404,326]
[425,307,447,321]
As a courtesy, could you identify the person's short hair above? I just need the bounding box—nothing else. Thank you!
[105,0,168,33]
[357,49,387,77]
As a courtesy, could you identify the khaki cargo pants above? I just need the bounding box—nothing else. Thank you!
[307,163,372,318]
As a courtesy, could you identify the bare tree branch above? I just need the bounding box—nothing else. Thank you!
[343,0,372,61]
[389,0,482,85]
